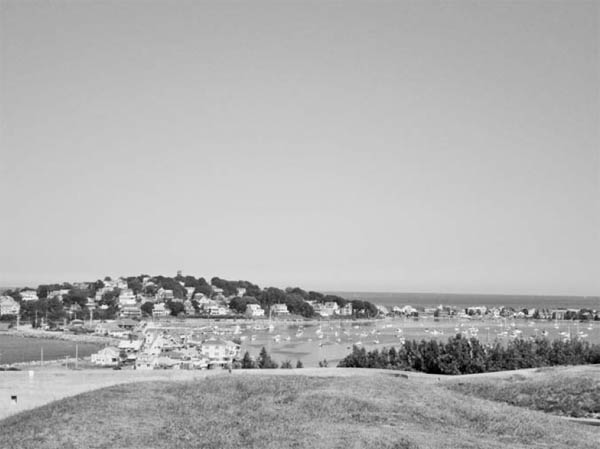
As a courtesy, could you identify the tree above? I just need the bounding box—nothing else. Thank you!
[167,301,185,316]
[241,351,256,369]
[140,302,154,316]
[280,360,293,369]
[296,360,304,368]
[257,347,278,369]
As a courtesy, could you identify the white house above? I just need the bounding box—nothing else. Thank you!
[20,289,39,302]
[0,296,20,316]
[206,304,229,316]
[245,303,265,318]
[271,304,289,315]
[90,347,120,366]
[338,303,353,316]
[152,303,170,318]
[199,338,239,363]
[47,289,69,300]
[118,289,137,306]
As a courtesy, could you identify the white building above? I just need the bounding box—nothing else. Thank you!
[338,303,353,316]
[199,338,240,363]
[152,303,170,318]
[118,289,137,306]
[20,289,39,302]
[245,303,265,317]
[0,296,20,316]
[271,304,289,315]
[91,347,120,366]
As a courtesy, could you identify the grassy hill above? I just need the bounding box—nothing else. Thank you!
[0,370,598,449]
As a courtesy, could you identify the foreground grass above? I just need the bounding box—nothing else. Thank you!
[446,365,600,419]
[0,373,598,449]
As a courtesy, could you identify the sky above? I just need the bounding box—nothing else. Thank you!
[1,1,598,295]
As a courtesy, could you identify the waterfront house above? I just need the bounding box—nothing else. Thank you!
[271,304,290,316]
[0,296,20,316]
[20,289,39,302]
[199,338,239,364]
[245,303,265,318]
[206,304,229,316]
[90,347,120,366]
[236,287,247,297]
[117,318,138,330]
[338,303,353,316]
[94,321,130,338]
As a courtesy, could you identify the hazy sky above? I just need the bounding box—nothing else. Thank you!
[1,1,598,295]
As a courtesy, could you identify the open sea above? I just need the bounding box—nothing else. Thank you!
[330,292,600,310]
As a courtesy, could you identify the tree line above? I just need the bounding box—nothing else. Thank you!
[338,334,600,374]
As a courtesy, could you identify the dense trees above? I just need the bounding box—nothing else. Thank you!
[338,334,600,374]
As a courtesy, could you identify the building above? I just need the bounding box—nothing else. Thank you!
[90,347,120,366]
[199,338,239,364]
[271,304,289,315]
[245,303,265,318]
[156,288,174,301]
[120,305,142,319]
[313,302,338,317]
[152,302,170,318]
[0,296,20,316]
[338,303,353,316]
[236,287,247,297]
[47,289,70,300]
[118,289,137,306]
[20,289,39,302]
[206,304,230,316]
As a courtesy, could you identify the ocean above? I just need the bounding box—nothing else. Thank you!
[330,292,600,310]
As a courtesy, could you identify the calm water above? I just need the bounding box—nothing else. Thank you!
[238,318,600,368]
[0,335,102,365]
[331,292,600,310]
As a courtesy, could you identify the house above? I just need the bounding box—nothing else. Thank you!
[199,338,240,363]
[20,289,39,302]
[183,300,195,315]
[185,287,195,300]
[338,303,353,316]
[152,302,170,318]
[47,289,70,300]
[376,305,390,316]
[118,339,143,354]
[0,296,20,316]
[118,289,137,306]
[271,304,289,315]
[120,305,142,319]
[156,288,174,301]
[94,321,130,338]
[236,287,247,297]
[90,347,120,366]
[117,318,138,330]
[206,304,229,316]
[245,303,265,318]
[313,302,337,317]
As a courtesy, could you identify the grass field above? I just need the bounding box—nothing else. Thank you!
[445,365,600,419]
[0,370,598,449]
